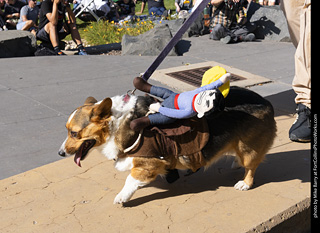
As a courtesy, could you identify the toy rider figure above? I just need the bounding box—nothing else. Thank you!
[130,73,231,131]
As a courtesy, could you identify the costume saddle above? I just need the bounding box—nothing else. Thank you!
[123,117,210,172]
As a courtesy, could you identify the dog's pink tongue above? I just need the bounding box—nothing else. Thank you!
[74,153,82,167]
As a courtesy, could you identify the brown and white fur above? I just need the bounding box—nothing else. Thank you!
[59,87,277,204]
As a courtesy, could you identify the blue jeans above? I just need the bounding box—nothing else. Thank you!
[148,86,177,125]
[149,7,166,16]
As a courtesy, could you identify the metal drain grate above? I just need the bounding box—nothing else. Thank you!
[166,66,246,87]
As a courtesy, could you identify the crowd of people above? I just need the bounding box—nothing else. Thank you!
[1,0,280,40]
[0,0,283,56]
[0,0,282,50]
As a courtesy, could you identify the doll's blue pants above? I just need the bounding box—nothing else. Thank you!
[148,86,177,125]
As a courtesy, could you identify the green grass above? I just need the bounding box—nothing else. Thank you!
[65,0,176,46]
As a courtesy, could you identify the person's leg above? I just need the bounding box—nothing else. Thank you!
[280,0,303,47]
[66,10,87,55]
[44,22,60,48]
[292,1,311,109]
[21,20,34,31]
[157,7,166,16]
[232,22,256,42]
[209,24,227,40]
[149,7,158,16]
[281,0,311,142]
[16,21,26,30]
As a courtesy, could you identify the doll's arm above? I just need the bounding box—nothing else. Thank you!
[199,73,231,92]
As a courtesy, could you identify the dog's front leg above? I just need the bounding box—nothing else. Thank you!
[114,174,148,204]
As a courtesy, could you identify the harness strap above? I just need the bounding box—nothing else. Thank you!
[123,109,157,153]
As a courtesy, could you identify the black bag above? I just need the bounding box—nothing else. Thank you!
[34,44,57,56]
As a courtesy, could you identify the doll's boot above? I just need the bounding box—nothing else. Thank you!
[130,116,151,131]
[133,77,152,93]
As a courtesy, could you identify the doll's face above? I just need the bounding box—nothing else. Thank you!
[194,90,218,118]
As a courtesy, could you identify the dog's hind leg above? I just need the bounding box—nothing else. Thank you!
[233,142,265,191]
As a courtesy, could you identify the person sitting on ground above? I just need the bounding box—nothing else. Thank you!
[175,0,193,14]
[209,0,256,44]
[116,0,135,21]
[138,0,167,17]
[3,0,26,29]
[0,0,9,31]
[93,0,111,17]
[130,73,230,131]
[16,0,39,36]
[37,0,87,55]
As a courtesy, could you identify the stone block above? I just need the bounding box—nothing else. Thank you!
[0,30,37,58]
[247,2,291,42]
[121,24,178,56]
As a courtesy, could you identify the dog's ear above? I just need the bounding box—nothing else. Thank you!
[92,98,112,120]
[84,96,98,105]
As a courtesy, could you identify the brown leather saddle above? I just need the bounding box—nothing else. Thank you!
[123,117,210,172]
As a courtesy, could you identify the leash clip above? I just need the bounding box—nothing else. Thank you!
[127,88,137,96]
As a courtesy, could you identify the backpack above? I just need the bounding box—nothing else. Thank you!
[34,44,57,56]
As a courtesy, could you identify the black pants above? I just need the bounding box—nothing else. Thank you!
[210,22,256,42]
[36,24,70,49]
[0,15,6,28]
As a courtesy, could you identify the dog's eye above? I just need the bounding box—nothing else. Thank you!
[70,131,78,138]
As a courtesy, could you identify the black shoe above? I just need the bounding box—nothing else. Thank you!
[242,33,255,42]
[56,50,66,56]
[165,169,180,183]
[289,104,311,142]
[53,46,66,56]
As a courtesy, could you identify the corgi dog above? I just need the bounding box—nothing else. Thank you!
[59,87,276,204]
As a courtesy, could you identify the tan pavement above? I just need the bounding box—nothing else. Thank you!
[0,108,310,233]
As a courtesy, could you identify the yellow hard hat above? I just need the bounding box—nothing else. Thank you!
[201,66,230,98]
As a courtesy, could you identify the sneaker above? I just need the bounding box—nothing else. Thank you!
[56,50,66,56]
[289,104,311,142]
[78,49,88,55]
[242,33,255,42]
[220,35,232,44]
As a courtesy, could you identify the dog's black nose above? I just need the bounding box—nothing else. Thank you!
[58,149,66,157]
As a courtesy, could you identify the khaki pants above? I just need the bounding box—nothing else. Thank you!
[281,0,311,108]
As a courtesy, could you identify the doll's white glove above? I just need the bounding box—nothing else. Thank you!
[220,73,231,84]
[149,102,161,113]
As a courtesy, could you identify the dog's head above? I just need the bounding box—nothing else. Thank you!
[58,97,113,167]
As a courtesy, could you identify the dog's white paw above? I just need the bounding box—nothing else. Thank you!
[113,192,132,204]
[234,180,250,191]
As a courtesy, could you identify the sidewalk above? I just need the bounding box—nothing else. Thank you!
[0,37,310,232]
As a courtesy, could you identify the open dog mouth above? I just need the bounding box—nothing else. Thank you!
[74,139,96,167]
[123,93,131,103]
